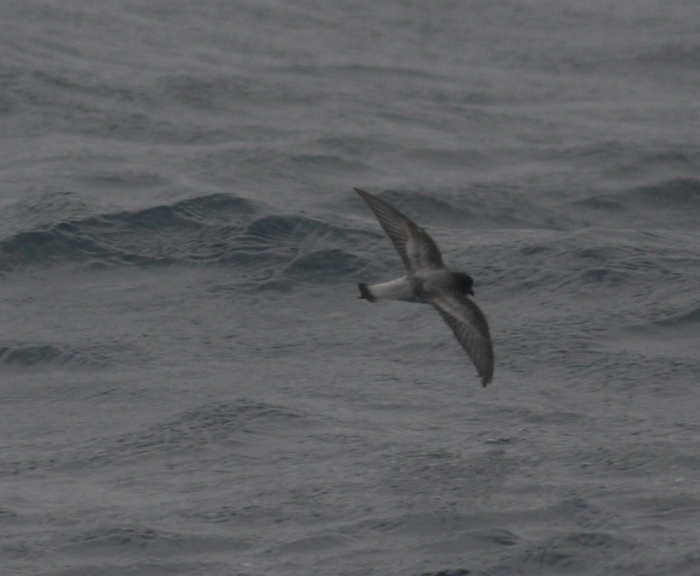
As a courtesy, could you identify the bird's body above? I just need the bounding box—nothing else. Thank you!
[355,188,494,387]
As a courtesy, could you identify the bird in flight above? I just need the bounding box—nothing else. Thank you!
[355,188,494,387]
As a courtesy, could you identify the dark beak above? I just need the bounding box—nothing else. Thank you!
[468,289,475,297]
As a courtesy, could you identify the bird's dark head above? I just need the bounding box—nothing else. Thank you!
[454,272,475,297]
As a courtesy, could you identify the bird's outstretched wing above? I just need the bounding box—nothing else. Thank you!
[429,293,494,387]
[355,188,444,273]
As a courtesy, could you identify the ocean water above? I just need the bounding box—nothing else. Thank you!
[1,1,700,574]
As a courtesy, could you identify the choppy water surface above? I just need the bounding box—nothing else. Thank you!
[1,1,700,574]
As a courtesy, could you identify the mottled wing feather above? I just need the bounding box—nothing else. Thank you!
[430,294,494,387]
[355,188,444,272]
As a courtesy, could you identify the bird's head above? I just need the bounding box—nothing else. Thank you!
[454,272,475,297]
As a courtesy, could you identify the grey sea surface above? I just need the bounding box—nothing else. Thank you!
[1,1,700,575]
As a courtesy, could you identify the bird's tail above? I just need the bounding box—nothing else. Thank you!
[358,283,376,302]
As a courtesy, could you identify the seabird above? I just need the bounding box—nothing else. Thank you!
[355,188,494,387]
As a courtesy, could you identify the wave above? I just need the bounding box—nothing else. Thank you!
[0,193,378,287]
[64,524,249,560]
[625,306,700,333]
[570,178,700,227]
[353,186,569,230]
[0,342,117,368]
[366,189,474,227]
[3,184,696,291]
[654,307,700,328]
[1,399,318,478]
[70,400,316,469]
[631,178,700,210]
[0,193,254,268]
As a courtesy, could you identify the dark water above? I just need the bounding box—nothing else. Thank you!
[2,1,700,575]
